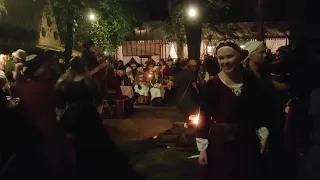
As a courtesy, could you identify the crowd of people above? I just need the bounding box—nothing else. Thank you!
[0,37,318,180]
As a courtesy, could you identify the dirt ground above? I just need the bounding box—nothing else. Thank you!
[104,106,202,180]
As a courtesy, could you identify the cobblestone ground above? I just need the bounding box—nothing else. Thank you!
[104,106,201,180]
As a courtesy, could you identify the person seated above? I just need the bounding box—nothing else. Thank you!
[150,66,166,106]
[126,67,135,84]
[116,65,135,114]
[158,59,173,80]
[134,67,149,105]
[105,67,123,99]
[117,65,132,86]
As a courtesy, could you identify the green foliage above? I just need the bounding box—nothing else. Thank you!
[51,0,134,53]
[163,7,186,44]
[0,0,7,16]
[162,0,230,44]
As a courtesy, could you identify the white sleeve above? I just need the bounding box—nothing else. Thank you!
[256,127,269,140]
[205,72,210,82]
[196,138,208,151]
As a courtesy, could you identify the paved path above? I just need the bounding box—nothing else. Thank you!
[104,106,184,141]
[104,106,201,180]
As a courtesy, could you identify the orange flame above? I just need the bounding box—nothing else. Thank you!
[189,113,199,125]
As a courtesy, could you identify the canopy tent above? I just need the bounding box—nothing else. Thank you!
[125,56,141,68]
[202,21,289,40]
[169,44,178,59]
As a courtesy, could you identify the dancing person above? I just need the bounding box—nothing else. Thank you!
[175,59,199,124]
[196,39,272,180]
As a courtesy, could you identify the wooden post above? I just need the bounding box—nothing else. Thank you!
[257,0,264,41]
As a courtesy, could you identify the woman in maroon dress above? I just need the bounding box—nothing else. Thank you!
[196,39,271,180]
[15,55,75,179]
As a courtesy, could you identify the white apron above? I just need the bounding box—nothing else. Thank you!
[150,83,165,100]
[134,84,149,96]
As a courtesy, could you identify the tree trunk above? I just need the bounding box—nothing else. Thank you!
[256,0,264,41]
[185,22,202,60]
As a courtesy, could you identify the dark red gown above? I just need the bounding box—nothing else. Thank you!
[16,73,75,177]
[196,75,271,180]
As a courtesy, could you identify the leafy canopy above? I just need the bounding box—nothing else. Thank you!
[52,0,134,53]
[163,0,230,44]
[0,0,7,16]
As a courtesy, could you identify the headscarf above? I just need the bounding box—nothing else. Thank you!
[215,39,249,59]
[137,67,143,73]
[243,41,264,54]
[153,66,159,72]
[22,55,44,79]
[126,67,132,73]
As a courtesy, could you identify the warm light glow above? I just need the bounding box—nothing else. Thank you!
[0,54,4,63]
[189,113,199,125]
[148,74,152,78]
[188,8,197,17]
[240,45,245,49]
[169,44,178,59]
[207,46,214,53]
[89,13,96,21]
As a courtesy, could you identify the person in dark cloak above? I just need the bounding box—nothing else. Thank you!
[81,40,107,95]
[204,55,220,77]
[174,59,199,123]
[0,70,52,180]
[58,98,139,179]
[116,65,135,114]
[243,41,290,179]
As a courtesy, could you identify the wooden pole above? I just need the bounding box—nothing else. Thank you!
[257,0,264,41]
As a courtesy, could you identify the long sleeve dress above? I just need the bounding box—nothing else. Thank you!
[150,73,165,101]
[56,79,138,179]
[134,72,149,97]
[196,74,271,180]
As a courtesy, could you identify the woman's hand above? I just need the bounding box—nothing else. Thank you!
[56,108,63,121]
[198,151,208,165]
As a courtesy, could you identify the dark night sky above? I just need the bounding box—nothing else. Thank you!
[142,0,288,22]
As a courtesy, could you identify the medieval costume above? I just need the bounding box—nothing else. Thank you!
[15,55,75,178]
[81,40,107,94]
[196,40,271,180]
[134,67,149,104]
[59,102,140,180]
[126,67,135,84]
[175,60,199,119]
[116,65,135,113]
[243,41,289,179]
[150,66,165,106]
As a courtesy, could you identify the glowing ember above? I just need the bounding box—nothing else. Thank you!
[153,136,158,139]
[189,113,199,125]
